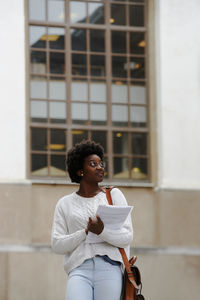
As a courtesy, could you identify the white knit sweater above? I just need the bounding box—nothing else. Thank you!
[51,188,133,274]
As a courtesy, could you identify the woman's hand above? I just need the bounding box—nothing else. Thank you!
[86,215,104,235]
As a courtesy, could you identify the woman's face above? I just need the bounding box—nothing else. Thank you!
[81,154,105,183]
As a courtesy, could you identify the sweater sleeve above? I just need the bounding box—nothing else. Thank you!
[51,200,87,254]
[98,188,133,248]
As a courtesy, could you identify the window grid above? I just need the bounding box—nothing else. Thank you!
[29,0,149,181]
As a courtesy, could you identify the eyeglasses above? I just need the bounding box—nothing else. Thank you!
[88,160,106,169]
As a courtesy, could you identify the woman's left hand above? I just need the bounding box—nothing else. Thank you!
[87,215,104,235]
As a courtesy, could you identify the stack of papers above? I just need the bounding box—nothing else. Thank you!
[85,205,133,243]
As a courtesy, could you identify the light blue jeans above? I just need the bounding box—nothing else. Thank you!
[66,256,123,300]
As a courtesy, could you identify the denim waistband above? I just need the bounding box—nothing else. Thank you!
[98,255,121,266]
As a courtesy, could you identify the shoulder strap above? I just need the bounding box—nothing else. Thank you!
[105,187,139,289]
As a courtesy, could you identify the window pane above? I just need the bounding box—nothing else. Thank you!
[50,52,65,74]
[91,131,107,153]
[130,57,145,79]
[130,106,147,127]
[112,56,127,78]
[112,31,126,53]
[90,30,105,52]
[50,129,66,151]
[49,78,66,100]
[30,51,46,74]
[29,26,46,48]
[71,28,86,51]
[90,82,106,102]
[130,83,146,104]
[31,128,47,151]
[113,132,128,154]
[31,154,48,176]
[48,0,65,23]
[72,130,88,145]
[111,4,126,26]
[90,55,105,77]
[130,32,145,54]
[71,80,88,101]
[113,157,129,179]
[29,0,46,21]
[129,5,144,27]
[89,2,104,24]
[70,1,86,24]
[72,103,88,124]
[131,133,147,155]
[90,104,106,125]
[72,54,87,76]
[112,82,128,103]
[112,105,128,126]
[30,100,47,122]
[50,155,66,176]
[131,158,147,180]
[48,27,65,50]
[30,77,47,99]
[50,102,66,123]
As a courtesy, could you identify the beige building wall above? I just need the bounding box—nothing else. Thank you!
[0,184,200,300]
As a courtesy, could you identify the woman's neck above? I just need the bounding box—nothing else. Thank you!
[77,183,102,198]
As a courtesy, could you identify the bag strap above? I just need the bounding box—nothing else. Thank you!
[105,187,139,289]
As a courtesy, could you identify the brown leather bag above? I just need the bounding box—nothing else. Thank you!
[105,187,145,300]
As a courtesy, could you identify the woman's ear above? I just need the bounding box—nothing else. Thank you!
[77,170,84,177]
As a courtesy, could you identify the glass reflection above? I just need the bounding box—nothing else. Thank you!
[49,78,66,100]
[90,55,105,77]
[113,157,129,179]
[30,51,46,74]
[72,130,88,146]
[71,80,88,101]
[113,132,128,154]
[112,105,128,126]
[48,0,65,22]
[130,83,146,104]
[89,2,104,24]
[90,104,106,125]
[112,31,126,53]
[48,27,65,50]
[29,0,46,21]
[90,30,105,52]
[50,129,66,152]
[30,76,47,99]
[130,32,145,54]
[90,82,106,102]
[31,128,47,151]
[112,82,128,103]
[131,158,147,180]
[130,57,145,79]
[50,155,66,176]
[91,131,107,152]
[30,100,47,122]
[130,106,146,127]
[50,52,65,74]
[31,154,47,176]
[50,102,66,123]
[70,1,86,24]
[72,103,88,124]
[71,29,86,51]
[131,133,147,155]
[112,56,127,78]
[129,5,144,27]
[29,26,46,48]
[111,4,126,26]
[72,54,87,76]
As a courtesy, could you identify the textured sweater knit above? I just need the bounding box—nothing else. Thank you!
[51,188,133,274]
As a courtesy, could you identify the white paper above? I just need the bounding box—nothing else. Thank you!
[85,205,133,243]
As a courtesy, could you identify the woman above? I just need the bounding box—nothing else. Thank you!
[51,140,133,300]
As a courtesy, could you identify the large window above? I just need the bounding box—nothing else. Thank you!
[28,0,149,182]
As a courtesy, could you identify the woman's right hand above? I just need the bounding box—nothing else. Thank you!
[86,215,104,235]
